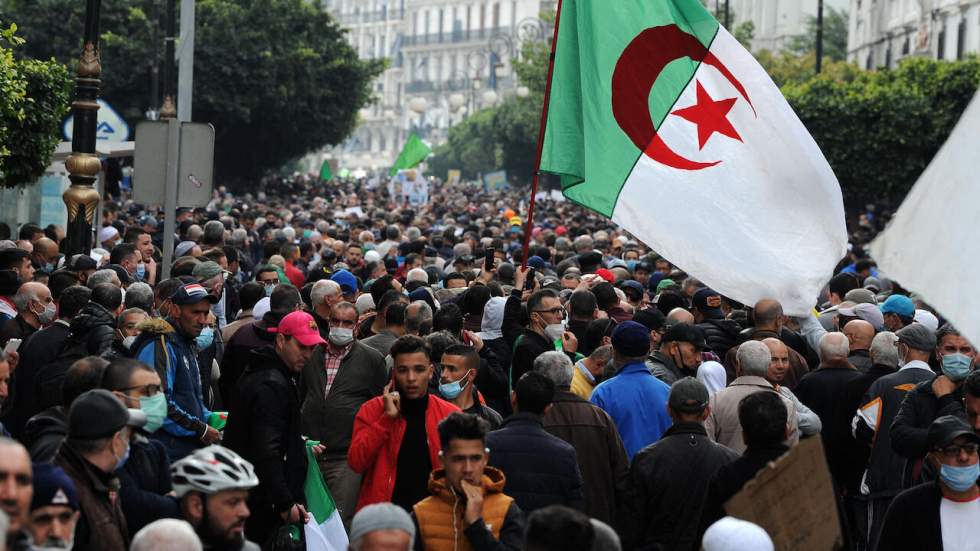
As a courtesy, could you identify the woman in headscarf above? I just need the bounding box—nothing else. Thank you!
[697,360,728,396]
[475,296,511,415]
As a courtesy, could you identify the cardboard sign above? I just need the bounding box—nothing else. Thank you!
[724,436,843,551]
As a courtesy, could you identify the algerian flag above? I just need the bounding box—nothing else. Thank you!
[540,0,846,315]
[319,160,333,182]
[389,133,431,176]
[870,92,980,346]
[303,443,348,551]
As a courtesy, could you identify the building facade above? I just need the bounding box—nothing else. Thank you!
[848,0,980,69]
[321,0,548,172]
[719,0,848,52]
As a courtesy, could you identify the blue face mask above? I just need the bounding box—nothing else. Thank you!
[439,370,472,400]
[114,436,130,471]
[136,262,146,281]
[941,353,973,382]
[939,462,980,492]
[265,284,276,297]
[196,326,214,349]
[626,260,637,271]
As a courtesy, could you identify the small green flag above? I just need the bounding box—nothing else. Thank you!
[389,133,431,176]
[319,160,332,181]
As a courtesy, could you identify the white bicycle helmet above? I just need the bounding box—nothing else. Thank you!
[171,445,259,497]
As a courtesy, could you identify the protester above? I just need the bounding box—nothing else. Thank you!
[170,446,261,551]
[591,321,672,459]
[437,344,503,428]
[300,300,386,527]
[129,518,203,551]
[348,335,459,511]
[877,415,980,551]
[523,505,594,551]
[224,310,325,545]
[412,412,524,551]
[0,281,52,347]
[536,351,628,525]
[55,389,147,551]
[0,438,34,549]
[760,338,822,437]
[621,377,738,551]
[487,371,584,513]
[349,503,415,551]
[28,462,80,550]
[648,323,705,385]
[702,517,774,551]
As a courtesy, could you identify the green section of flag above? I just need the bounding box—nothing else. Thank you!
[540,0,718,217]
[304,441,336,524]
[319,160,332,181]
[389,133,432,176]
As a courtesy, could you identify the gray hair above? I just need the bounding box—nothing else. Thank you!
[405,226,421,241]
[534,351,574,388]
[202,220,225,245]
[185,224,203,242]
[452,243,471,258]
[87,269,119,289]
[310,279,341,306]
[131,519,202,551]
[818,332,850,361]
[358,230,375,243]
[230,228,248,246]
[12,285,42,312]
[573,235,594,252]
[405,300,433,335]
[117,307,148,329]
[736,340,772,377]
[350,503,415,551]
[870,331,899,368]
[125,282,154,311]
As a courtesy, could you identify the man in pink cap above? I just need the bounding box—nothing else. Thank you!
[224,310,326,546]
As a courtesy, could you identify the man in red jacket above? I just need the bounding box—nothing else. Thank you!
[348,334,459,511]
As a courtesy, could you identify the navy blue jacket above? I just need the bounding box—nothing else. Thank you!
[117,437,179,533]
[487,412,584,514]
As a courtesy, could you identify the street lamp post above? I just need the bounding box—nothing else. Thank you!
[815,0,825,73]
[159,0,177,119]
[62,0,103,256]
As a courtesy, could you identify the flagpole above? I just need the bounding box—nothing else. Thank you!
[521,0,564,269]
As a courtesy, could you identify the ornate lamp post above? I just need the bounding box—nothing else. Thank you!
[62,0,103,256]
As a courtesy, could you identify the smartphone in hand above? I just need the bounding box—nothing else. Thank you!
[525,268,536,290]
[484,248,495,272]
[3,338,21,355]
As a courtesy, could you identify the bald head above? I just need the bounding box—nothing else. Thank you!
[753,299,783,330]
[843,320,875,352]
[33,238,59,263]
[666,307,694,326]
[762,338,789,384]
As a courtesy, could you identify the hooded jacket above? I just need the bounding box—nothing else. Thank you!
[23,405,67,462]
[696,318,742,359]
[412,467,524,551]
[132,318,210,439]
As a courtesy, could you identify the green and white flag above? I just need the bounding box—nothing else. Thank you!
[303,444,347,551]
[389,133,431,176]
[319,160,333,182]
[541,0,846,315]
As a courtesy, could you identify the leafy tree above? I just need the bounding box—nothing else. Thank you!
[0,22,73,188]
[787,6,849,62]
[1,0,383,184]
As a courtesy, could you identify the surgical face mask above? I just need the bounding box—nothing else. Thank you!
[941,353,973,382]
[544,321,566,342]
[939,462,980,492]
[264,284,277,297]
[139,393,167,433]
[42,262,55,274]
[34,301,57,325]
[114,435,131,470]
[136,262,146,281]
[439,370,472,400]
[329,327,354,346]
[196,326,215,349]
[122,335,137,349]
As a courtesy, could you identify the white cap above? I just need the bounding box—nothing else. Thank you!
[406,268,429,283]
[99,226,119,245]
[252,297,271,321]
[364,250,381,264]
[355,293,376,315]
[914,309,940,332]
[702,517,774,551]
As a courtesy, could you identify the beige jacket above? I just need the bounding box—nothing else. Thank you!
[704,375,800,454]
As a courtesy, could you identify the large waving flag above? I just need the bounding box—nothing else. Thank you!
[389,133,432,176]
[540,0,846,315]
[303,444,348,551]
[870,92,980,346]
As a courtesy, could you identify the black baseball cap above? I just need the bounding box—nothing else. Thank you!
[68,389,147,439]
[669,377,709,413]
[927,415,980,450]
[662,323,707,349]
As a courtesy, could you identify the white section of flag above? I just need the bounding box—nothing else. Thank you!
[870,91,980,346]
[304,512,348,551]
[612,28,846,315]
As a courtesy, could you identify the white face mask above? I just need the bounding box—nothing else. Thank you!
[329,327,354,346]
[122,335,137,349]
[544,321,566,342]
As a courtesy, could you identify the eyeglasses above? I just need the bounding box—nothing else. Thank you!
[119,384,162,397]
[533,307,566,317]
[937,443,980,458]
[259,278,280,286]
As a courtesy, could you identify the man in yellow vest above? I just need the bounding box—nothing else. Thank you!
[411,412,525,551]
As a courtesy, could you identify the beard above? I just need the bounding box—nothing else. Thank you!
[36,537,73,550]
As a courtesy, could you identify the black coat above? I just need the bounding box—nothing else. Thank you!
[696,318,741,359]
[116,437,179,533]
[224,346,307,545]
[699,444,790,540]
[487,413,584,514]
[68,302,117,356]
[620,422,738,551]
[876,481,954,551]
[219,317,277,402]
[890,375,965,462]
[480,337,513,415]
[23,406,66,462]
[2,320,70,437]
[795,361,869,494]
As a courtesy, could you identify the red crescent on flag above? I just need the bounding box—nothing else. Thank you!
[611,25,755,170]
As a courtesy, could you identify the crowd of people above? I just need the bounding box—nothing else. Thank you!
[0,177,976,551]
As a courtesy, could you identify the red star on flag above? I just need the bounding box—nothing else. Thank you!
[671,80,742,150]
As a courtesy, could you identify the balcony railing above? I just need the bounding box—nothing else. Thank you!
[402,26,512,47]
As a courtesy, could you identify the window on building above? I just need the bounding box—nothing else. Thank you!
[956,17,966,59]
[885,45,892,68]
[466,5,472,39]
[480,4,486,31]
[901,36,909,56]
[438,9,444,42]
[493,2,500,29]
[424,10,430,37]
[937,25,946,59]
